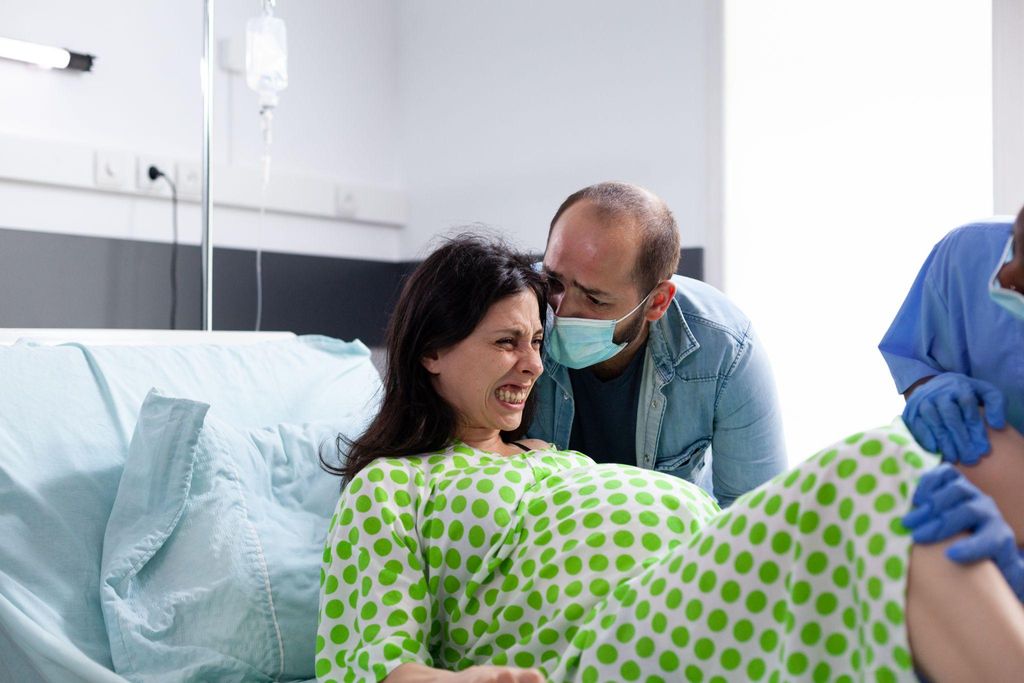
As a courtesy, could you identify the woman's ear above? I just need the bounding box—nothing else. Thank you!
[421,349,441,375]
[645,280,677,322]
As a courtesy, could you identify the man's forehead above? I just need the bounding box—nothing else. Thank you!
[545,244,637,299]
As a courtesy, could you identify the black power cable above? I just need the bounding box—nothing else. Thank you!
[148,165,179,330]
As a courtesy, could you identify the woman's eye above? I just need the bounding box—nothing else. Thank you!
[497,338,515,347]
[531,337,543,347]
[587,296,607,306]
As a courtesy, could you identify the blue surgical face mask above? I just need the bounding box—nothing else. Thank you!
[989,236,1024,320]
[547,292,652,369]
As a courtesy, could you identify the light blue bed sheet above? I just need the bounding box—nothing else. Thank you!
[0,335,379,682]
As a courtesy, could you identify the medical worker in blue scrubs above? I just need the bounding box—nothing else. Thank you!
[879,208,1024,464]
[883,207,1024,615]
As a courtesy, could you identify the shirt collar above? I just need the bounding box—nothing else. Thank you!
[647,295,699,378]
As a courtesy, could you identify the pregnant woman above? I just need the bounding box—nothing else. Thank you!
[317,235,1024,682]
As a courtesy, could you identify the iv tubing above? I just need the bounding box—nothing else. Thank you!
[255,115,271,331]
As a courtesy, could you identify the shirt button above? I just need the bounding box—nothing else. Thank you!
[563,393,569,401]
[650,399,658,408]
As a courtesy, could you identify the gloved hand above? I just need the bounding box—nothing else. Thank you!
[903,372,1006,464]
[904,463,1024,601]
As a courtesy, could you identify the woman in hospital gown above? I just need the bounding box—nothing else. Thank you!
[317,235,1024,683]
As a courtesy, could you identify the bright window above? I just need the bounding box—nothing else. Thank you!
[723,0,993,462]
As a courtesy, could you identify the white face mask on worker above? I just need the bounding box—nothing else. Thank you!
[990,236,1024,320]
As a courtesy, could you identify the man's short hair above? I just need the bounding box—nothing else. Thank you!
[549,181,681,294]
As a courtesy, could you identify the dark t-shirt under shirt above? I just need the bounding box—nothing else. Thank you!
[567,343,646,466]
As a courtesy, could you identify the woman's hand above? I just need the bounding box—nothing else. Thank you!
[904,463,1024,601]
[384,663,544,683]
[449,665,545,683]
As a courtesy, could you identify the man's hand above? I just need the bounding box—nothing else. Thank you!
[903,373,1006,464]
[904,463,1024,601]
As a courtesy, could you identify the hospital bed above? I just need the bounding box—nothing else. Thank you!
[0,328,383,682]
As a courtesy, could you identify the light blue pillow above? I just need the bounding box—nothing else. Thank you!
[100,390,359,682]
[0,335,380,682]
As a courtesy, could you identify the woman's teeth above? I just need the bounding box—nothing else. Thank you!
[496,387,528,404]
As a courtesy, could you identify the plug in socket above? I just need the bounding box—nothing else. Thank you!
[137,156,175,195]
[336,186,359,218]
[176,161,202,199]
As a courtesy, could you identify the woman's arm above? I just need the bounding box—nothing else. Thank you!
[317,460,435,682]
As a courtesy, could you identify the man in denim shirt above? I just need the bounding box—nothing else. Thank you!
[528,182,786,507]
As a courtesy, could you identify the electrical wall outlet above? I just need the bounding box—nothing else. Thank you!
[336,186,359,218]
[176,161,202,199]
[94,150,132,190]
[137,156,175,195]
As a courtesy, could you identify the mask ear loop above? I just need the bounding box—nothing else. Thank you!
[1010,239,1020,292]
[617,289,657,324]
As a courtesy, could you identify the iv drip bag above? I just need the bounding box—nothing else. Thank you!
[246,10,288,110]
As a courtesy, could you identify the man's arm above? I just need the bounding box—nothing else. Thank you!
[708,323,787,507]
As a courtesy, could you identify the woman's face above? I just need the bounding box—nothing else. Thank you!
[422,290,545,438]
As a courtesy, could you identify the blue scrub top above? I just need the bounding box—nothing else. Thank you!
[879,220,1024,432]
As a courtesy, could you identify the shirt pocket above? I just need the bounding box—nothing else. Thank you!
[654,436,711,476]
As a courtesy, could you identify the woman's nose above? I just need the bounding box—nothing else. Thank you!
[521,346,543,376]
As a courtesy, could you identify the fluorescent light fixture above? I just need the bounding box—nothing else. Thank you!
[0,37,94,71]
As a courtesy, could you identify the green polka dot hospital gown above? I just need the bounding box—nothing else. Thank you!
[317,422,937,682]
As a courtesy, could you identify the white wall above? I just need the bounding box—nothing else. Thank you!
[994,0,1024,214]
[1,1,721,269]
[724,0,993,462]
[0,0,403,261]
[396,0,720,269]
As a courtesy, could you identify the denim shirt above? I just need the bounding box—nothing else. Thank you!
[528,275,787,507]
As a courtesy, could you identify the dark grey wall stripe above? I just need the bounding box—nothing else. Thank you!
[678,247,703,282]
[0,227,703,346]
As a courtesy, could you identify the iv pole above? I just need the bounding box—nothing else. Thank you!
[201,0,214,330]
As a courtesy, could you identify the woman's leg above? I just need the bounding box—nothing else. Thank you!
[557,425,929,681]
[553,423,1024,681]
[908,537,1024,682]
[906,424,1024,681]
[955,426,1024,542]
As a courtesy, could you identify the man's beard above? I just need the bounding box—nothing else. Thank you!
[612,304,647,346]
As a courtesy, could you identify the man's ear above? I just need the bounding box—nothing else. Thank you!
[645,280,676,322]
[421,349,442,375]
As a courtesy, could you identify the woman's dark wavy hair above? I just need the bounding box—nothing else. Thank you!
[321,233,548,482]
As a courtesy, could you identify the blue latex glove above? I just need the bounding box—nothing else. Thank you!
[904,463,1024,601]
[903,372,1006,464]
